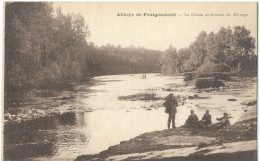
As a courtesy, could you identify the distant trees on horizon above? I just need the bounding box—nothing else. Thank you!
[4,2,257,107]
[159,26,257,75]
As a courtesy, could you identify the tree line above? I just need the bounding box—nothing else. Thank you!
[159,26,257,75]
[5,2,161,107]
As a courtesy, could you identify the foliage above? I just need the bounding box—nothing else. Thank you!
[198,62,231,73]
[4,3,161,107]
[159,26,256,75]
[183,73,194,81]
[159,46,179,75]
[195,79,224,89]
[198,73,231,81]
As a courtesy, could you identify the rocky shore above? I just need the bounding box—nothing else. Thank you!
[75,103,256,161]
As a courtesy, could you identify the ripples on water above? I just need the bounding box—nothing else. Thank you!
[4,74,256,160]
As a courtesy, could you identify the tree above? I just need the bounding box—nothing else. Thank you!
[159,26,256,74]
[159,46,179,74]
[232,26,256,71]
[188,31,207,69]
[5,2,162,108]
[177,48,192,72]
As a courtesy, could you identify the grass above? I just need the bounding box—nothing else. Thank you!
[196,79,225,89]
[118,93,161,101]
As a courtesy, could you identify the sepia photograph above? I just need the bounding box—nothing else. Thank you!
[2,2,258,161]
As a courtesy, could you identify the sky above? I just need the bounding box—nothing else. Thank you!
[53,2,257,51]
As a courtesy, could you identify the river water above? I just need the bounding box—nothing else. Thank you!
[4,73,257,161]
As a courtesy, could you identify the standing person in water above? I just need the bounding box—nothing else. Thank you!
[164,93,178,129]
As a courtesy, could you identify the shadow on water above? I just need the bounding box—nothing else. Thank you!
[4,112,76,160]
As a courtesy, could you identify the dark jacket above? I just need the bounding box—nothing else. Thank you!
[201,114,212,125]
[164,98,178,113]
[185,114,199,127]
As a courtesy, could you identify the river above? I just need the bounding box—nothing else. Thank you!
[4,73,257,161]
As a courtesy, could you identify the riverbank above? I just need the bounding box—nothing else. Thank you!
[3,73,257,160]
[75,101,257,161]
[3,78,99,124]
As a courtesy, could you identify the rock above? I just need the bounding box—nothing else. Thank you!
[189,95,198,99]
[197,142,209,149]
[244,109,248,112]
[150,103,160,109]
[85,109,93,112]
[13,116,21,123]
[4,113,12,120]
[228,99,237,101]
[20,114,27,119]
[120,141,127,144]
[247,101,257,106]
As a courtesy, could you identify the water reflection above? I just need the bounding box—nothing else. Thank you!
[4,74,256,161]
[4,112,78,160]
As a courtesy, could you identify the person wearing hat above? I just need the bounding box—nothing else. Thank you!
[164,93,178,129]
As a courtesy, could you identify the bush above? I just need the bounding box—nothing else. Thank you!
[198,73,231,81]
[213,63,231,72]
[213,73,231,81]
[198,62,231,73]
[183,73,194,81]
[195,79,224,89]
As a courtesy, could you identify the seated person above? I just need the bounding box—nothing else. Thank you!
[216,112,231,126]
[209,112,231,128]
[184,109,199,127]
[200,110,212,126]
